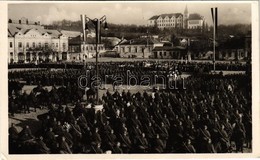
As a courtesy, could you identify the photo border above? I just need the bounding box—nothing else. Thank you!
[0,1,259,159]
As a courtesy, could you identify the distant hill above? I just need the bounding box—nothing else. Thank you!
[44,20,153,39]
[43,19,251,40]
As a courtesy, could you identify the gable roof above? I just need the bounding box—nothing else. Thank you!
[8,23,67,39]
[60,30,81,38]
[68,36,82,45]
[8,24,20,36]
[69,35,99,45]
[149,15,159,20]
[8,23,47,37]
[149,13,183,20]
[159,13,183,19]
[46,29,62,38]
[189,13,203,20]
[152,46,186,51]
[101,37,121,46]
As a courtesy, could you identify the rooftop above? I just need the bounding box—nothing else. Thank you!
[60,30,81,38]
[8,23,68,39]
[153,46,186,51]
[8,23,45,36]
[68,35,100,45]
[118,38,161,45]
[149,13,183,20]
[149,15,160,20]
[189,13,203,20]
[160,13,183,19]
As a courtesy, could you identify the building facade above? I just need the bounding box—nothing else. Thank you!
[151,46,187,59]
[148,6,206,30]
[8,17,69,64]
[115,38,163,58]
[148,13,183,29]
[68,35,106,61]
[186,14,205,29]
[216,35,251,61]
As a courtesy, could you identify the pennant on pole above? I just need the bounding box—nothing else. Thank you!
[211,8,214,23]
[215,7,218,37]
[211,8,218,37]
[80,14,86,42]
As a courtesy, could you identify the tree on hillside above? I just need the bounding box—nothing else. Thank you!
[148,21,160,34]
[46,20,251,42]
[171,34,180,46]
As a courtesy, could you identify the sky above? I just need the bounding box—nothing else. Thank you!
[8,2,251,26]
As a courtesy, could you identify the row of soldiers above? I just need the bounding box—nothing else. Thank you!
[9,60,249,71]
[8,60,250,86]
[9,73,251,153]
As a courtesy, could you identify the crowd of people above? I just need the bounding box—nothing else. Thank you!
[9,68,251,153]
[9,60,250,71]
[8,60,250,87]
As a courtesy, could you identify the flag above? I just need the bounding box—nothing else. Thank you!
[211,8,214,24]
[80,14,86,42]
[215,7,218,36]
[211,8,218,37]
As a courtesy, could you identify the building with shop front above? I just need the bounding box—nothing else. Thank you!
[151,46,188,59]
[115,38,163,58]
[216,34,251,61]
[8,17,69,64]
[68,35,106,61]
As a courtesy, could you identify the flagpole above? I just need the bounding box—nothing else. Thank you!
[211,8,216,73]
[213,14,216,73]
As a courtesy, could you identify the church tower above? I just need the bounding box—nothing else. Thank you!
[183,5,189,29]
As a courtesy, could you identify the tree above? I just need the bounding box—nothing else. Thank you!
[102,39,114,50]
[171,34,180,46]
[149,21,160,34]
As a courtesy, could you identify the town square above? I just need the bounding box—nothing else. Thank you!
[7,2,252,154]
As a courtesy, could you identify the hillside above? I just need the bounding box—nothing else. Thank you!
[43,19,251,41]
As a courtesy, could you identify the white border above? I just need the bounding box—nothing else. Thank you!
[0,1,259,159]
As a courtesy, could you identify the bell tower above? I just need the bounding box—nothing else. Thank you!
[183,5,189,29]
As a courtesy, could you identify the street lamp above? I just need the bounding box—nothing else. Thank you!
[82,15,108,105]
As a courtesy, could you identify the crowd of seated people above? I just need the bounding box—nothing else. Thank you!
[9,73,251,154]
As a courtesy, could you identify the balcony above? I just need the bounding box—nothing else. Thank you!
[25,47,54,52]
[26,47,43,51]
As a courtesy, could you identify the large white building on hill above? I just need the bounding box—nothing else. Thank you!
[148,5,206,30]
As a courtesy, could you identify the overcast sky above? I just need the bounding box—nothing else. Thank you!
[8,2,251,26]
